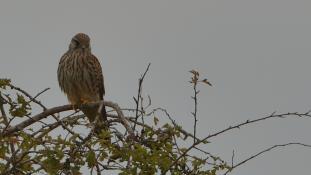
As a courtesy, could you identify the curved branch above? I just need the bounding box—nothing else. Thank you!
[107,101,136,140]
[1,101,135,139]
[2,104,72,136]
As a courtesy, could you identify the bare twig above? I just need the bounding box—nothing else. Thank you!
[189,70,212,144]
[8,84,49,110]
[191,72,199,143]
[29,88,50,103]
[223,142,311,175]
[133,63,151,130]
[231,150,235,168]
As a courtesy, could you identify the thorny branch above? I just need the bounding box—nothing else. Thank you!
[204,111,311,141]
[166,111,311,172]
[189,70,212,144]
[190,70,199,144]
[223,142,311,175]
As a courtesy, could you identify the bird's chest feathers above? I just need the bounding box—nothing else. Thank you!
[65,55,90,81]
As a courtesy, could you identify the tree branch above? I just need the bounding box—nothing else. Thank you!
[133,63,151,130]
[166,111,311,173]
[1,101,135,139]
[223,142,311,175]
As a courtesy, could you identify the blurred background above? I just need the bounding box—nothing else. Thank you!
[1,1,311,174]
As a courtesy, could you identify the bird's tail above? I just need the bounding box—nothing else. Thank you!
[82,104,109,139]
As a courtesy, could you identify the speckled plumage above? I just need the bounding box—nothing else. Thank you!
[57,33,106,122]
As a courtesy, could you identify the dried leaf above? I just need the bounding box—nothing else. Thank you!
[189,70,199,76]
[202,79,212,86]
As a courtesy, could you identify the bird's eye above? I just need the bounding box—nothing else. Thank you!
[70,38,80,49]
[72,39,80,46]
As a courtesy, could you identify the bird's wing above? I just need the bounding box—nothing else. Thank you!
[89,54,105,100]
[57,53,70,93]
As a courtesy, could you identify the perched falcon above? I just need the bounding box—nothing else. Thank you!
[57,33,107,122]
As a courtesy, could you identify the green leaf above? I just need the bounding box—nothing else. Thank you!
[202,78,212,86]
[9,94,31,117]
[17,94,26,104]
[202,139,209,144]
[189,70,199,76]
[42,153,60,174]
[0,145,8,158]
[86,150,97,168]
[0,79,10,89]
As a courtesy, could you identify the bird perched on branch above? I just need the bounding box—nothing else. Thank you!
[57,33,107,122]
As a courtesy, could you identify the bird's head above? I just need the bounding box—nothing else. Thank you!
[69,33,91,51]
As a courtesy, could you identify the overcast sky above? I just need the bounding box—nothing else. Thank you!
[1,1,311,174]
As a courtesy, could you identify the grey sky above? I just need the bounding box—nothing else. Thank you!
[1,1,311,174]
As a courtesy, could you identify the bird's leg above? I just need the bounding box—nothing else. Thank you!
[79,98,91,112]
[78,98,91,113]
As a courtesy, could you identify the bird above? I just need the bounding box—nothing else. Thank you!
[57,33,107,123]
